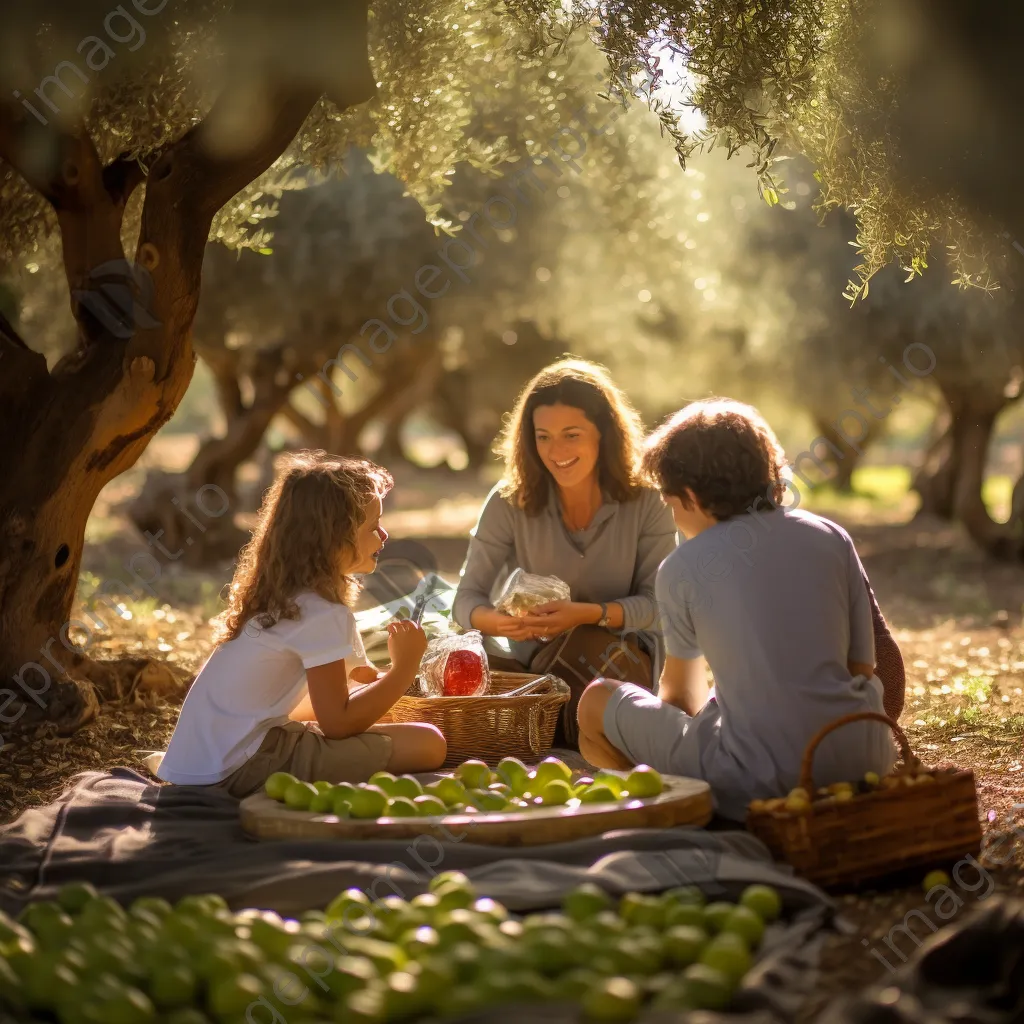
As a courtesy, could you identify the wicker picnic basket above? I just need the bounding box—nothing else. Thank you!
[746,712,983,888]
[382,671,571,768]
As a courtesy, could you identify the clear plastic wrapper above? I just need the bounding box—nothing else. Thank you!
[419,629,491,697]
[494,568,571,618]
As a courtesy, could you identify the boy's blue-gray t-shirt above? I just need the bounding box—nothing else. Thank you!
[656,507,892,804]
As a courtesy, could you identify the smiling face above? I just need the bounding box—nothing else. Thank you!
[533,403,602,491]
[346,495,388,574]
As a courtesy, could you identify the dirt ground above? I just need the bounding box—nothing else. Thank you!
[2,459,1023,1015]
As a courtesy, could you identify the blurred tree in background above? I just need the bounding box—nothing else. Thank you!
[670,151,1023,540]
[126,149,445,565]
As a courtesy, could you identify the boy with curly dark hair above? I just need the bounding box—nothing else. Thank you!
[577,398,897,820]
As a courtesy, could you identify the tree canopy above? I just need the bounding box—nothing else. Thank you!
[5,1,1021,296]
[507,0,1024,299]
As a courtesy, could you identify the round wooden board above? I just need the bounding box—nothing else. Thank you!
[239,773,713,846]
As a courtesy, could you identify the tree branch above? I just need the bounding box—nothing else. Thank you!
[0,103,115,222]
[349,381,407,439]
[0,102,77,203]
[189,345,318,485]
[102,152,154,209]
[80,0,375,376]
[1010,470,1024,531]
[190,88,327,222]
[200,346,246,418]
[348,347,442,439]
[0,102,129,350]
[131,83,340,374]
[189,381,288,489]
[279,401,322,442]
[253,346,309,404]
[946,387,1024,560]
[316,373,344,424]
[201,0,376,183]
[0,307,48,386]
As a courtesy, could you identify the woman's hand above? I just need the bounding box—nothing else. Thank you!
[496,615,543,641]
[521,601,596,639]
[470,606,543,641]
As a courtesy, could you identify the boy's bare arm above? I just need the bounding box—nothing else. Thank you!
[848,659,875,680]
[658,655,710,716]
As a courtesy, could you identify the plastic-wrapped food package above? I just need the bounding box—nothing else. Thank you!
[419,630,491,697]
[494,568,571,618]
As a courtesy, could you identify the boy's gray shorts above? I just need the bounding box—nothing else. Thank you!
[602,677,896,821]
[603,682,719,778]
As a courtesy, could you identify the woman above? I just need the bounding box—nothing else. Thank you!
[453,359,678,745]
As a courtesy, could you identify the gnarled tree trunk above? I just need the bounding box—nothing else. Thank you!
[280,343,443,457]
[376,411,412,466]
[809,414,882,493]
[947,388,1024,559]
[432,369,498,470]
[912,406,957,520]
[1010,468,1024,530]
[0,4,374,738]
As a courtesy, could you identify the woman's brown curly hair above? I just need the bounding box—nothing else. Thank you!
[641,399,787,519]
[213,450,393,644]
[496,358,646,514]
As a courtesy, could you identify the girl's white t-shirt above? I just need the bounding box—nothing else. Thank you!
[158,592,372,785]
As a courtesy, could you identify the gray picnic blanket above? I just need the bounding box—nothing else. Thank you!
[0,769,840,1023]
[0,769,834,920]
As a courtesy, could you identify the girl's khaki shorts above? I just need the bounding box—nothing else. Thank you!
[212,721,393,799]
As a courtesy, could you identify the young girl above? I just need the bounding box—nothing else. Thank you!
[158,450,446,798]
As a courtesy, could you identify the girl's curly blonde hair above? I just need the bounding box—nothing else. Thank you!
[213,450,393,644]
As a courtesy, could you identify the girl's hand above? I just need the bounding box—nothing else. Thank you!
[522,601,594,639]
[387,620,428,673]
